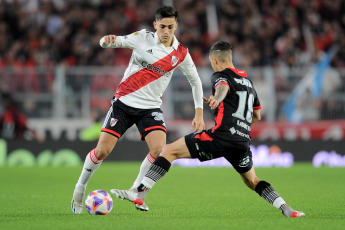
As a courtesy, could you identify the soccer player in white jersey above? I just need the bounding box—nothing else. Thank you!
[71,6,204,213]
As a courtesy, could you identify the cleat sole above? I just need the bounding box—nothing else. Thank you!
[136,205,149,211]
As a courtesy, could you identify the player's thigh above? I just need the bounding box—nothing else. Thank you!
[145,130,166,157]
[161,137,192,162]
[95,132,119,158]
[97,99,134,158]
[102,99,135,139]
[184,131,222,161]
[136,108,167,141]
[223,147,253,174]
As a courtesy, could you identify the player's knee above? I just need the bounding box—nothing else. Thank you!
[95,146,112,159]
[161,144,177,159]
[150,146,163,158]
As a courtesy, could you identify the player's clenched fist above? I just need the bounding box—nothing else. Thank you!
[104,35,117,45]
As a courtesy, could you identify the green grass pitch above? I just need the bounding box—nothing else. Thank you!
[1,163,344,230]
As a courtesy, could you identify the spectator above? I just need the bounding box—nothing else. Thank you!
[0,97,43,141]
[79,109,102,141]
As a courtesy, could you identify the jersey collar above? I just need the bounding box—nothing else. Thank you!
[154,32,179,50]
[228,67,247,78]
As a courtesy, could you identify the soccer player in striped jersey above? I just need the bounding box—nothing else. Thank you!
[111,41,305,218]
[71,6,204,214]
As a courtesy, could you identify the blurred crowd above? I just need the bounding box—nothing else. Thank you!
[0,0,344,68]
[0,0,345,123]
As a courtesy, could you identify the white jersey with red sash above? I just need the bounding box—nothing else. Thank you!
[100,29,203,109]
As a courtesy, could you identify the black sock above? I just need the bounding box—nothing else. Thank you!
[138,156,171,192]
[255,180,281,205]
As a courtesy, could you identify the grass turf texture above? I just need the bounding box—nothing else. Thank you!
[1,163,344,230]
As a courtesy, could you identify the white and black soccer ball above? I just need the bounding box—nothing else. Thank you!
[85,190,113,215]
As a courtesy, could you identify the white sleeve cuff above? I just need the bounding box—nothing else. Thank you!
[99,37,106,47]
[192,81,204,109]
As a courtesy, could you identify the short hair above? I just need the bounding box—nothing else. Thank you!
[209,41,232,62]
[155,6,178,21]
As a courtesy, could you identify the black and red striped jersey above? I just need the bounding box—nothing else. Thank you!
[209,67,261,147]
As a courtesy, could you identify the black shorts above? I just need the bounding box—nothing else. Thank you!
[101,98,166,140]
[185,130,253,173]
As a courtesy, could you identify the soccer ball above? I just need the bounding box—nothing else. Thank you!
[85,190,113,215]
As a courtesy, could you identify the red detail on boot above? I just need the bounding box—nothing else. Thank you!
[132,198,144,206]
[289,211,300,217]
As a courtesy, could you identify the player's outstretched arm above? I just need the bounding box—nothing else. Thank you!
[203,84,229,110]
[178,53,205,132]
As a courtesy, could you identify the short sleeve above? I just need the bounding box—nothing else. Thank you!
[253,88,261,110]
[213,73,230,94]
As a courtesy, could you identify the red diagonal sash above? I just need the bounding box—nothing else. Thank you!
[115,45,188,98]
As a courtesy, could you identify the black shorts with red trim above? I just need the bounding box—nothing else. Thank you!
[184,130,253,173]
[101,98,166,140]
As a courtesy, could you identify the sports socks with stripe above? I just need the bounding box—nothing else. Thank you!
[76,149,104,188]
[130,153,156,190]
[254,180,288,213]
[138,156,171,192]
